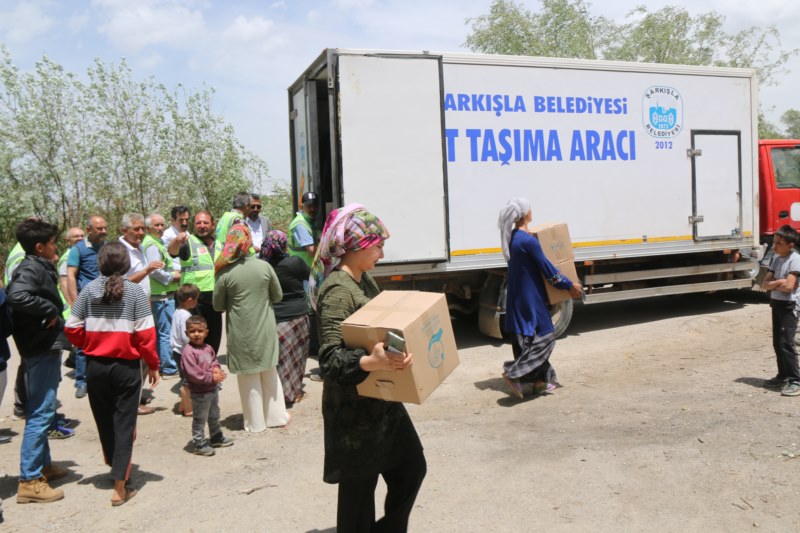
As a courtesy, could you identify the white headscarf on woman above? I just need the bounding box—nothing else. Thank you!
[497,198,531,262]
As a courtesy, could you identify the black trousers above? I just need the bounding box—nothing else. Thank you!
[772,300,800,382]
[86,357,141,481]
[337,450,427,533]
[197,291,222,354]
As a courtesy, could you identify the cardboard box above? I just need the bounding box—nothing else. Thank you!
[342,291,459,404]
[528,222,579,305]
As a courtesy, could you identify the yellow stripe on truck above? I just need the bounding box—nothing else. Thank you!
[450,232,753,256]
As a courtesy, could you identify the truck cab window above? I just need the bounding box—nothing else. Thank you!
[773,147,800,189]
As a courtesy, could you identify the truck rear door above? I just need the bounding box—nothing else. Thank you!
[689,130,742,240]
[335,53,449,264]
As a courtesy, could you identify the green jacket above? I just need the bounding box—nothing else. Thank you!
[143,234,179,295]
[4,242,24,285]
[179,235,219,292]
[288,212,319,267]
[212,256,283,374]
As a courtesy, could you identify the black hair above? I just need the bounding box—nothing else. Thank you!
[170,205,189,220]
[775,224,799,247]
[97,242,131,304]
[16,219,59,255]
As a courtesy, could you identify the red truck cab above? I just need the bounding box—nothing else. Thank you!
[759,139,800,243]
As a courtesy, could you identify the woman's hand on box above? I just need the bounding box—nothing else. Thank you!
[360,342,414,372]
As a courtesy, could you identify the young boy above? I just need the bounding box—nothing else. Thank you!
[763,224,800,396]
[171,283,199,416]
[6,219,70,503]
[180,315,233,456]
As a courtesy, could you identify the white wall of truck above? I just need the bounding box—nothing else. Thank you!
[288,49,761,336]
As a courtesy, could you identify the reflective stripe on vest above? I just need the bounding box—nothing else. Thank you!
[179,235,217,292]
[288,213,315,266]
[143,235,179,295]
[4,243,24,284]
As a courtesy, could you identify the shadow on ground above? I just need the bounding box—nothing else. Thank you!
[452,289,769,350]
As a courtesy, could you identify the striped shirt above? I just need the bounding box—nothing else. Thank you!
[64,277,158,370]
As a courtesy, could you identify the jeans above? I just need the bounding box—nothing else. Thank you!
[191,390,221,445]
[75,348,86,389]
[152,298,177,375]
[20,351,61,480]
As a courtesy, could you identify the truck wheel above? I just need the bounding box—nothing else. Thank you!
[549,298,574,338]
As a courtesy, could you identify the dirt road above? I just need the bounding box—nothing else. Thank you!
[1,289,797,532]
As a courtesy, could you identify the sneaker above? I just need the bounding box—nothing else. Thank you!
[41,464,69,482]
[209,432,234,448]
[502,373,524,399]
[48,426,75,440]
[160,372,180,380]
[0,435,11,444]
[75,386,87,399]
[308,369,323,382]
[55,414,76,428]
[192,441,215,456]
[12,408,25,421]
[781,381,800,397]
[17,477,64,503]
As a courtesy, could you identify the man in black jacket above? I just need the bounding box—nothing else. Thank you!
[6,219,70,504]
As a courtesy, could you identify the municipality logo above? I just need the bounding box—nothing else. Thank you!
[642,86,682,138]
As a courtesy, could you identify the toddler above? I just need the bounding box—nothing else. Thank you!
[180,315,232,455]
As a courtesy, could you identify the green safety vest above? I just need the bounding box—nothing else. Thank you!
[217,210,256,256]
[216,210,241,244]
[179,235,219,292]
[4,242,24,285]
[288,213,319,268]
[143,234,179,295]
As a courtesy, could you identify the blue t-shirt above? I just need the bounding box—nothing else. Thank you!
[504,229,573,337]
[769,250,800,303]
[67,239,102,292]
[292,223,314,248]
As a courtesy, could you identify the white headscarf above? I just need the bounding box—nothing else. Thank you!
[497,198,531,262]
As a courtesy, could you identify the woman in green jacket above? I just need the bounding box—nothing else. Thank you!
[309,204,426,533]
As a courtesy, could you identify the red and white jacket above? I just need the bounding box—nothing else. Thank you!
[65,277,159,370]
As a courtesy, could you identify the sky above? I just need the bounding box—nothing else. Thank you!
[1,0,798,189]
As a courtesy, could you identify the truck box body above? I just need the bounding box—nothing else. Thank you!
[289,49,761,335]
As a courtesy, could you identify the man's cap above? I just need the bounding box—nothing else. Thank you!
[302,192,318,205]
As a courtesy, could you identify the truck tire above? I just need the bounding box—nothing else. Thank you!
[549,298,573,338]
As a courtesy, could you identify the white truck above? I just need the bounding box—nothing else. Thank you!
[288,48,761,337]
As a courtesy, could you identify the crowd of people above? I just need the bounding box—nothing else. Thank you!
[0,192,598,531]
[0,192,324,513]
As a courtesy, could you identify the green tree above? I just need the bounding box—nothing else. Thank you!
[464,1,798,139]
[782,109,800,139]
[759,111,784,139]
[0,46,269,271]
[464,0,608,59]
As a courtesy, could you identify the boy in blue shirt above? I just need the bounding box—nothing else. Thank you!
[763,224,800,396]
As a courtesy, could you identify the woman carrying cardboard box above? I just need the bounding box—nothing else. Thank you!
[498,198,584,399]
[309,204,426,533]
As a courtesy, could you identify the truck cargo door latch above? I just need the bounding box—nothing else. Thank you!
[686,149,702,157]
[689,215,704,224]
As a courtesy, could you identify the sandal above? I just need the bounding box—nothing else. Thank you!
[111,487,137,507]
